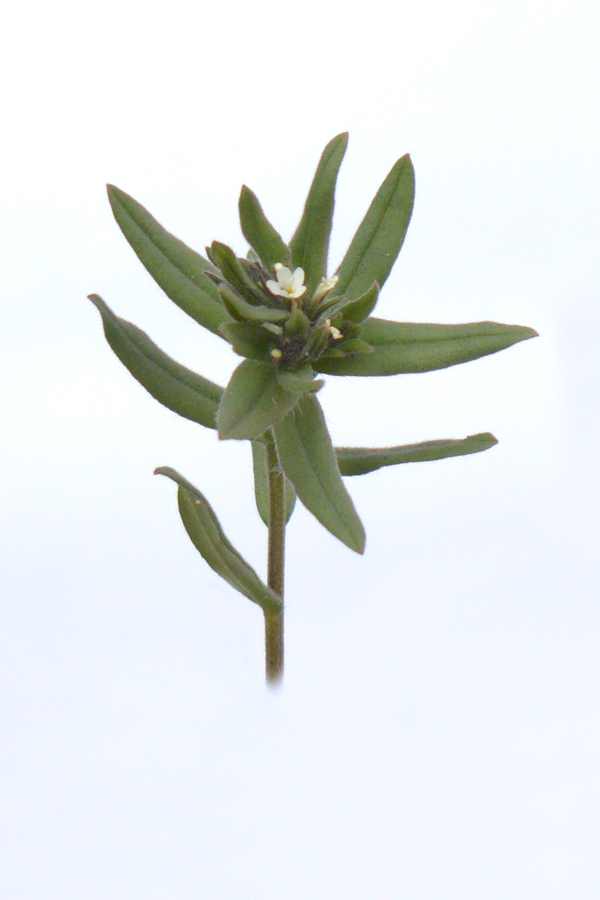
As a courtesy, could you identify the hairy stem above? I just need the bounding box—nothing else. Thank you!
[265,438,285,685]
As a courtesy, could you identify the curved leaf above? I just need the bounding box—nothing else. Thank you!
[273,396,365,554]
[315,318,539,376]
[276,364,324,394]
[220,322,274,361]
[107,185,231,336]
[89,294,222,428]
[219,284,288,324]
[217,360,301,440]
[336,432,498,476]
[238,186,292,269]
[251,441,297,526]
[155,467,282,615]
[290,133,348,291]
[334,154,415,301]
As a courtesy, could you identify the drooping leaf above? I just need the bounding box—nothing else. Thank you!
[333,154,415,301]
[336,432,498,476]
[238,186,292,269]
[89,294,222,429]
[276,364,324,394]
[290,133,348,291]
[217,359,301,440]
[251,441,297,526]
[273,396,365,554]
[107,185,231,336]
[155,467,282,615]
[315,318,539,376]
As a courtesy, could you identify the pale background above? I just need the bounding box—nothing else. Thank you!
[1,0,599,896]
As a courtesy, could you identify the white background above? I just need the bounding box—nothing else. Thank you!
[1,0,599,896]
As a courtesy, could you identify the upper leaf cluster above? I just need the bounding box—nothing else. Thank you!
[90,134,537,561]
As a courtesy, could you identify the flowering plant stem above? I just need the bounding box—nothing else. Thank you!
[89,134,538,684]
[265,438,285,683]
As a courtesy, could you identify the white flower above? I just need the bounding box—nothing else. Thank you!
[312,274,339,303]
[266,265,307,300]
[325,319,343,340]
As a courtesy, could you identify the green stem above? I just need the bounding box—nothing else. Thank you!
[265,438,285,685]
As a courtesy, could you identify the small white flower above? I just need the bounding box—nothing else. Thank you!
[266,265,307,300]
[325,319,343,340]
[312,274,339,303]
[270,348,283,359]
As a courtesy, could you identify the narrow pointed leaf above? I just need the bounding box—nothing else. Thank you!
[336,432,498,476]
[155,467,282,615]
[290,133,348,290]
[273,396,365,553]
[210,241,266,305]
[315,318,539,376]
[239,186,292,269]
[251,441,297,526]
[317,283,380,325]
[89,294,222,428]
[219,285,288,324]
[107,185,232,336]
[334,154,415,301]
[217,359,301,440]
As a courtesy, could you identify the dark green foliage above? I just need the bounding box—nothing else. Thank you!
[92,134,537,618]
[155,467,282,615]
[273,396,366,554]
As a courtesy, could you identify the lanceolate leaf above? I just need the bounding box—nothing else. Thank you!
[238,186,292,269]
[219,285,289,324]
[315,318,539,376]
[334,154,415,301]
[290,133,348,291]
[316,283,380,326]
[89,294,222,429]
[273,396,366,554]
[107,185,231,336]
[217,360,301,440]
[336,432,498,476]
[155,467,282,615]
[251,441,297,526]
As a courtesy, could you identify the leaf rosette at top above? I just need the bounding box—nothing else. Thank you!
[91,133,538,556]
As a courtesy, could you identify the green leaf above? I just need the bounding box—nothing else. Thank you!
[220,322,275,361]
[290,133,348,291]
[155,467,282,615]
[334,339,374,355]
[251,441,297,526]
[276,364,324,394]
[107,185,231,336]
[238,186,292,269]
[217,359,302,440]
[334,154,415,301]
[88,294,223,428]
[317,283,380,325]
[336,432,498,476]
[273,396,366,554]
[315,318,539,376]
[218,284,289,324]
[209,241,265,305]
